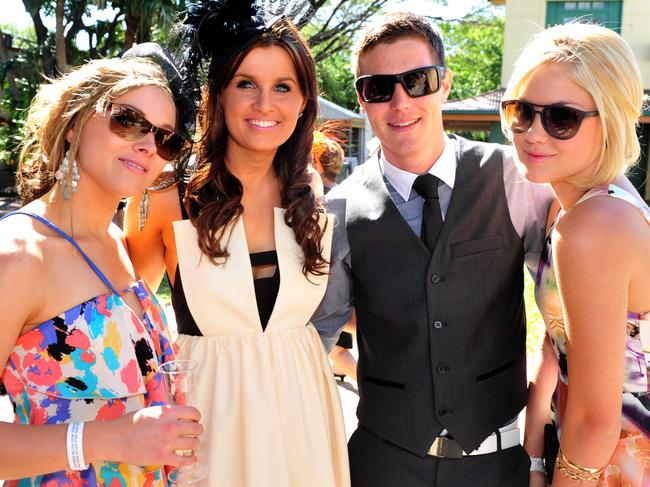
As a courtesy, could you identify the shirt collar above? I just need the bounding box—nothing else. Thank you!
[380,135,457,202]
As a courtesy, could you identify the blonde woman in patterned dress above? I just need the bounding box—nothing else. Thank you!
[501,23,650,487]
[0,57,202,485]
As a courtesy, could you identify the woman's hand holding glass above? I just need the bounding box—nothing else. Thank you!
[159,359,208,485]
[91,404,203,468]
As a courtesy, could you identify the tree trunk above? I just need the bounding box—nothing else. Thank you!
[55,0,66,72]
[124,12,139,49]
[22,0,57,77]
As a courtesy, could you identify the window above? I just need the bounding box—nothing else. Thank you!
[546,0,622,33]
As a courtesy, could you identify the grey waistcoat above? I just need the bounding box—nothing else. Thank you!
[346,137,527,455]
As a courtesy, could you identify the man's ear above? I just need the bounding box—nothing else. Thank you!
[440,67,453,104]
[356,92,365,113]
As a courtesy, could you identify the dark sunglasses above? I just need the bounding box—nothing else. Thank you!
[108,103,185,161]
[355,65,446,103]
[501,100,599,140]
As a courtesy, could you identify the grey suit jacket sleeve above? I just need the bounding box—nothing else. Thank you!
[311,191,354,352]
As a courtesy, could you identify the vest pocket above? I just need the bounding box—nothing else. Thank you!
[475,359,516,382]
[451,234,504,258]
[365,375,406,389]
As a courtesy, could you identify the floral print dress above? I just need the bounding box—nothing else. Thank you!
[535,185,650,486]
[0,212,176,486]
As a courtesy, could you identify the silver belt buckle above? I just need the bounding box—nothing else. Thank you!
[429,436,464,459]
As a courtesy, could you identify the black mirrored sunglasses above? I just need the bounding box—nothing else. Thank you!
[108,103,185,161]
[355,65,446,104]
[501,100,599,140]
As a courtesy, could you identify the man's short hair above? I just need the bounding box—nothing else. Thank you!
[352,12,445,76]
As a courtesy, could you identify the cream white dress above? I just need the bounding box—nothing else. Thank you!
[173,209,350,487]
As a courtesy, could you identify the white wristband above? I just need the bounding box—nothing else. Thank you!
[66,421,89,471]
[530,456,546,474]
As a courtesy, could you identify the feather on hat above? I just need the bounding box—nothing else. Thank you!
[176,0,313,100]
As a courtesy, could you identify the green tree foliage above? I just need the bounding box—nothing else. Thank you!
[303,19,357,112]
[314,47,357,111]
[0,26,40,167]
[306,0,388,111]
[306,0,388,63]
[0,0,186,170]
[437,14,504,101]
[435,13,504,141]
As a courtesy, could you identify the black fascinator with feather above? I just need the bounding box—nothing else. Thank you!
[122,42,194,140]
[176,0,313,100]
[122,42,195,189]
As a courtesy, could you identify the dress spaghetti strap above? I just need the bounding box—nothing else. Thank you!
[0,211,120,295]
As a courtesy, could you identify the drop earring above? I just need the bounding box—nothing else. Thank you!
[54,151,80,200]
[138,188,150,231]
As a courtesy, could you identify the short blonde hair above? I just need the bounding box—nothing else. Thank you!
[501,22,643,189]
[18,57,171,203]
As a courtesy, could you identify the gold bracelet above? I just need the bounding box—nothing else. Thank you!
[556,448,604,482]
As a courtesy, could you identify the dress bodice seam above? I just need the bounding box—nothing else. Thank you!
[17,280,156,344]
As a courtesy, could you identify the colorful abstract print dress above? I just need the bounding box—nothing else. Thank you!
[535,186,650,486]
[0,212,176,486]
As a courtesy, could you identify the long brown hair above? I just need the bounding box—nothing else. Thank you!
[184,20,327,276]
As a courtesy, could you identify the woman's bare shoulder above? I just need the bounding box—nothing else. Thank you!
[555,194,647,265]
[0,213,48,319]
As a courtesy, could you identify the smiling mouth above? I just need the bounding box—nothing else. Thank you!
[525,150,553,158]
[388,118,420,128]
[248,119,279,128]
[121,158,147,173]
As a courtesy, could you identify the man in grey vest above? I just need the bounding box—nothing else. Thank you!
[312,12,553,487]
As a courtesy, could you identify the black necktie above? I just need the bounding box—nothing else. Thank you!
[412,174,443,252]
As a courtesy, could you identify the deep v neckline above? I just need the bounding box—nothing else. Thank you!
[237,208,283,332]
[173,209,333,337]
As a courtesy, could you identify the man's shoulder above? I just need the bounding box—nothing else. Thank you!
[327,158,376,199]
[452,134,511,162]
[326,156,388,224]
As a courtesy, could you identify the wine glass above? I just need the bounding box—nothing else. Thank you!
[159,359,208,485]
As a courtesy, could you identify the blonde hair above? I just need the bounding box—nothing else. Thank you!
[18,57,171,203]
[501,22,643,189]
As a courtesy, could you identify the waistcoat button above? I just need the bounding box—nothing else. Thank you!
[433,321,444,329]
[436,364,449,374]
[431,275,443,283]
[438,407,452,417]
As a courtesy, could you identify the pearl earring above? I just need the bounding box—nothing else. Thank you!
[54,151,80,200]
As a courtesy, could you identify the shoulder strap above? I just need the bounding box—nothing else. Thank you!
[575,184,650,227]
[0,211,120,295]
[606,184,650,226]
